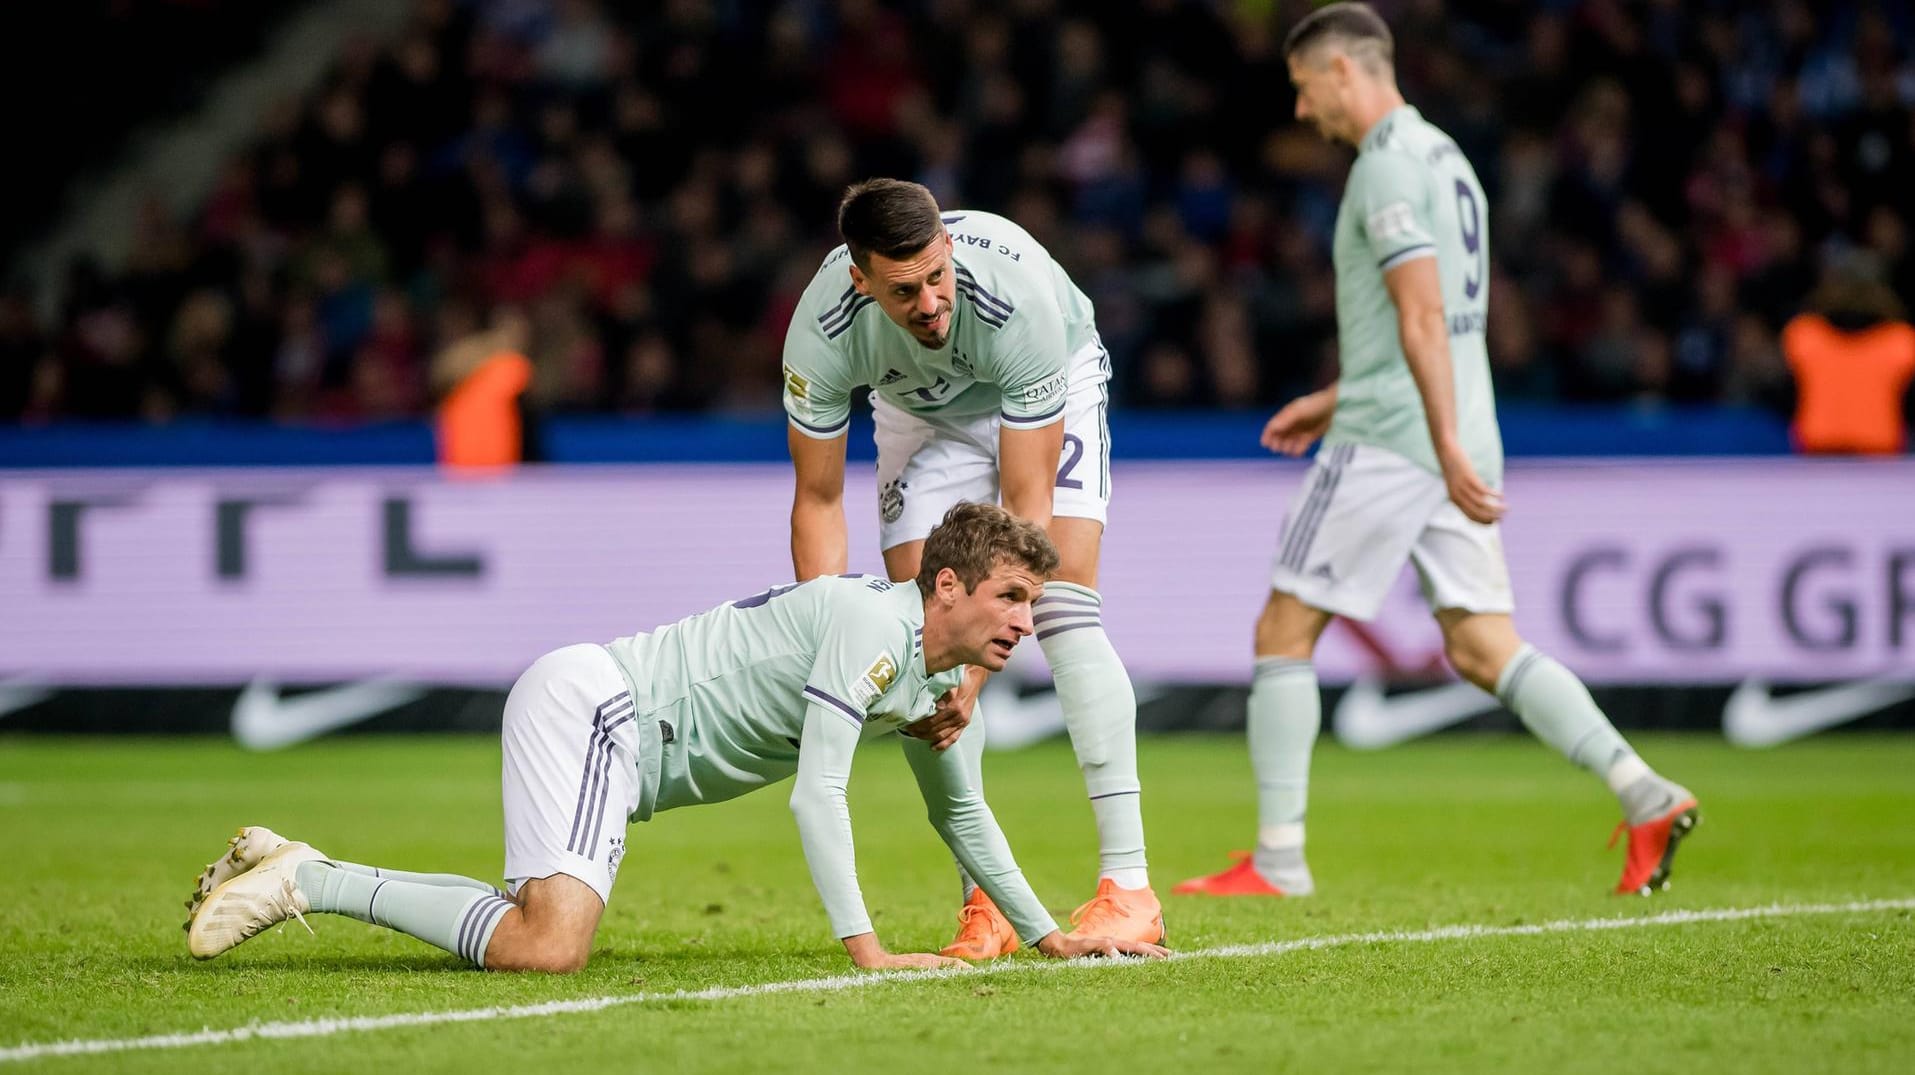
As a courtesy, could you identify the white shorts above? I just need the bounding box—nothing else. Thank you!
[871,339,1111,550]
[501,643,641,905]
[1270,443,1514,621]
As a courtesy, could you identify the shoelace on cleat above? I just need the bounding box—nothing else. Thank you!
[951,904,1002,940]
[1070,893,1124,932]
[261,876,315,938]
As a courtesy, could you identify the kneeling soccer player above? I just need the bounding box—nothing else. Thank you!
[186,503,1169,972]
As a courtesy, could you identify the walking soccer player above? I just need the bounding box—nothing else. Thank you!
[781,179,1161,958]
[185,504,1170,972]
[1175,3,1700,899]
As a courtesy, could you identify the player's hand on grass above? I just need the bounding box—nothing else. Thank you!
[843,933,969,971]
[1436,440,1505,524]
[859,950,971,971]
[1035,931,1171,960]
[903,683,977,752]
[1260,390,1336,456]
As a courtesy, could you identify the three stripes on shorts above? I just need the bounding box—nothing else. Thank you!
[1279,444,1356,573]
[567,690,636,858]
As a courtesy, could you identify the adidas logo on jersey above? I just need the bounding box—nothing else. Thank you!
[877,369,905,385]
[1309,563,1337,583]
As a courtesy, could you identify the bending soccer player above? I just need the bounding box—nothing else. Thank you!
[187,504,1170,972]
[1176,3,1698,900]
[781,179,1160,956]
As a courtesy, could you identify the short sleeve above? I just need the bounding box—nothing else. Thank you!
[974,273,1068,428]
[802,585,906,729]
[783,289,858,439]
[1351,151,1436,272]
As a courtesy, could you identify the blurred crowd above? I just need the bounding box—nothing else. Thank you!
[3,0,1913,426]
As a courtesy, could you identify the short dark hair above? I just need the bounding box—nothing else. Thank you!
[1282,2,1394,73]
[837,178,944,271]
[916,502,1059,597]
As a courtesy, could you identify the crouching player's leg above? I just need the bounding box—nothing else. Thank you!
[187,644,635,972]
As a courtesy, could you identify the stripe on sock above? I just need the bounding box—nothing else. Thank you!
[1034,592,1101,610]
[454,897,483,963]
[1565,726,1609,770]
[1253,657,1314,680]
[468,898,514,966]
[1495,647,1543,708]
[366,879,390,926]
[457,896,515,964]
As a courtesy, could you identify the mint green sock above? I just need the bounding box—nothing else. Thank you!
[329,860,503,896]
[1248,656,1319,836]
[1496,644,1635,776]
[296,861,514,967]
[1035,582,1148,886]
[1248,657,1319,889]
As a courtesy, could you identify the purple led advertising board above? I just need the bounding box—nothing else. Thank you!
[2,459,1911,687]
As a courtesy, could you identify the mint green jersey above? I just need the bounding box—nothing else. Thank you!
[781,211,1101,439]
[1324,105,1503,485]
[607,575,959,812]
[601,575,1058,943]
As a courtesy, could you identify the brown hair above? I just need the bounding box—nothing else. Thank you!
[838,178,944,271]
[1283,2,1394,73]
[916,502,1059,597]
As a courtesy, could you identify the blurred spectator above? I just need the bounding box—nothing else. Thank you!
[1780,269,1915,455]
[434,310,537,468]
[9,0,1915,430]
[0,290,49,420]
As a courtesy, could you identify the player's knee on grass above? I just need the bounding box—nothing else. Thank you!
[485,874,604,973]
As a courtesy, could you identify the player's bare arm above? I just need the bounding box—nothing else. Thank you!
[998,418,1064,531]
[895,416,1063,748]
[1383,256,1504,524]
[1261,385,1338,456]
[789,425,851,579]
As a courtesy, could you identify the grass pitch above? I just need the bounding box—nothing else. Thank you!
[1,733,1912,1072]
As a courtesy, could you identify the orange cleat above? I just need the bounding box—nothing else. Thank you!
[1172,850,1298,897]
[1069,878,1166,943]
[939,887,1020,960]
[1610,798,1701,896]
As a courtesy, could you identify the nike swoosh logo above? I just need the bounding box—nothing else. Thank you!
[1722,677,1915,748]
[0,678,54,722]
[1333,678,1502,750]
[231,677,428,751]
[975,679,1169,752]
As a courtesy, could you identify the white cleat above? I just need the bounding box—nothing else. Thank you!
[186,841,327,960]
[185,826,302,927]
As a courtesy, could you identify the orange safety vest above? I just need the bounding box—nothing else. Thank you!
[1780,314,1915,455]
[435,352,533,468]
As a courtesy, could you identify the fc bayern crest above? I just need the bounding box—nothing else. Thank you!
[879,478,906,523]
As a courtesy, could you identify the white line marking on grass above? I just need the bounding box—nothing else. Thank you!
[5,898,1911,1064]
